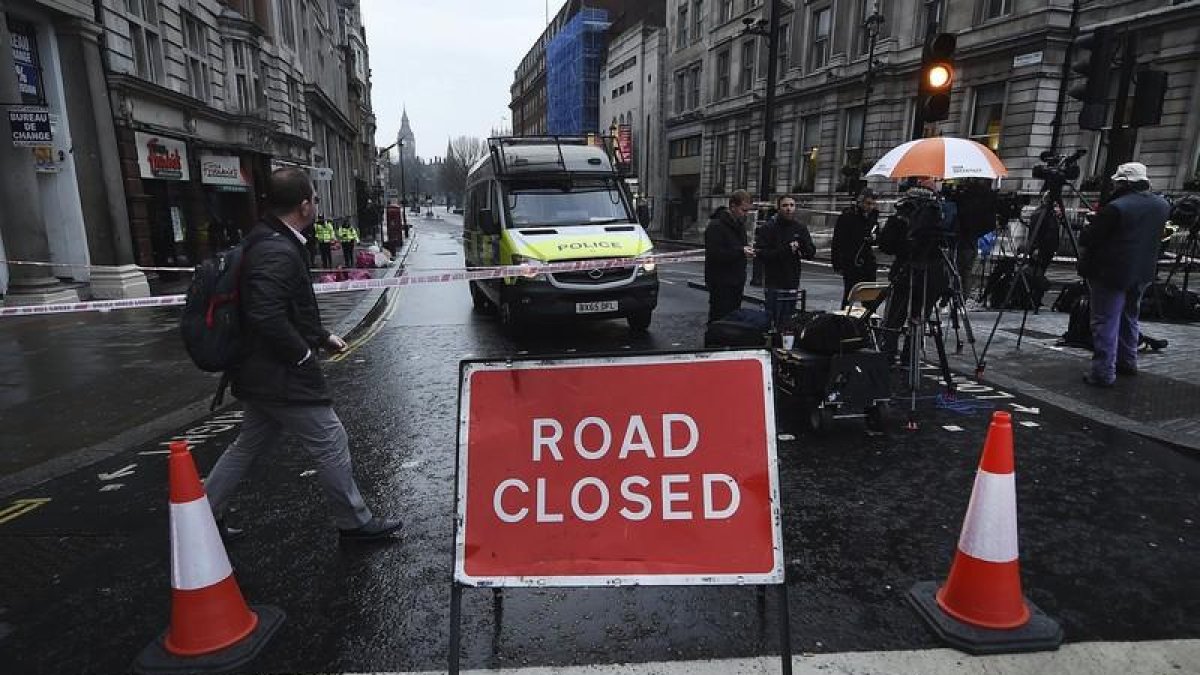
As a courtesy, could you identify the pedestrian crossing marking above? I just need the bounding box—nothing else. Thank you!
[1020,421,1041,428]
[942,425,964,432]
[0,498,51,525]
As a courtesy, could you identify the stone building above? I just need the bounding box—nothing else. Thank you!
[662,0,1200,237]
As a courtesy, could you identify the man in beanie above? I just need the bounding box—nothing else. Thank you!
[1077,162,1169,386]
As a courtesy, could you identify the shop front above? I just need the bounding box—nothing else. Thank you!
[132,131,196,267]
[198,152,256,250]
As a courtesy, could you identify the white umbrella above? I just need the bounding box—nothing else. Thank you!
[866,137,1008,180]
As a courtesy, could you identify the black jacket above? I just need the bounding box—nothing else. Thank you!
[704,207,749,287]
[831,206,878,273]
[1079,186,1169,290]
[231,216,333,404]
[758,216,816,289]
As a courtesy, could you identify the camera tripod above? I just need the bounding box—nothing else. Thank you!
[878,241,978,430]
[975,180,1092,378]
[1152,229,1200,319]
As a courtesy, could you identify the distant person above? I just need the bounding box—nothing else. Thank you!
[338,219,360,268]
[704,190,755,322]
[314,216,335,269]
[1078,162,1169,387]
[204,167,401,542]
[757,194,816,328]
[832,189,879,307]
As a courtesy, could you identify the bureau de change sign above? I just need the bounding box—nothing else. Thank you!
[454,351,783,587]
[9,107,51,147]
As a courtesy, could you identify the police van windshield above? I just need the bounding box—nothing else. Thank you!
[503,178,631,228]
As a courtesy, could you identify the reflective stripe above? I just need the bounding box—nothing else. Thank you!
[170,497,233,590]
[956,470,1019,563]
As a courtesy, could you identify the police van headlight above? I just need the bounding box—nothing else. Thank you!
[511,255,548,281]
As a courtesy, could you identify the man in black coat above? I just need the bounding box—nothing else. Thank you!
[831,189,879,308]
[1078,162,1169,386]
[757,194,816,327]
[204,167,401,541]
[704,190,756,322]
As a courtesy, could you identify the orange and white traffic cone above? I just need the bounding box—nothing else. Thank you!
[134,441,284,674]
[908,411,1062,655]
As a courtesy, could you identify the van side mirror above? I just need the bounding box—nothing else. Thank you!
[479,208,501,235]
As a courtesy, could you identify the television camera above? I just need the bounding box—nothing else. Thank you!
[1031,149,1087,193]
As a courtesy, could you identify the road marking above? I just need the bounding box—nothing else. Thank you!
[330,276,404,363]
[0,498,51,524]
[100,484,124,492]
[1011,403,1041,415]
[1020,421,1041,428]
[98,463,137,481]
[942,425,964,432]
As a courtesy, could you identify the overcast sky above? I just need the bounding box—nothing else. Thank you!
[361,1,560,159]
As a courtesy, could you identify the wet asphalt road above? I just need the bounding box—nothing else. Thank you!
[1,214,1198,674]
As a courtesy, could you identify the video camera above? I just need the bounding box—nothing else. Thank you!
[1169,194,1200,237]
[1031,149,1087,191]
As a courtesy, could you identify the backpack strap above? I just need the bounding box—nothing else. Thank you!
[210,371,231,411]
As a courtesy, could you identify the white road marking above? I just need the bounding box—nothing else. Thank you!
[98,464,137,481]
[942,425,964,432]
[1020,421,1041,428]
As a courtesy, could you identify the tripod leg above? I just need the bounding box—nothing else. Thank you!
[929,314,955,396]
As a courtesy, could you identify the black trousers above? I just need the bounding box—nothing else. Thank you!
[318,243,333,269]
[342,242,355,268]
[841,266,877,307]
[708,284,744,323]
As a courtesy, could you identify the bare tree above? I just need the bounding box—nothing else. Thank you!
[442,136,488,204]
[450,136,488,169]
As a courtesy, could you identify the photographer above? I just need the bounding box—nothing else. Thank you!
[832,189,879,307]
[1077,162,1169,386]
[758,194,816,327]
[877,177,957,362]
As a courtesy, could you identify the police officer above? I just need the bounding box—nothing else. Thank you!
[338,219,360,268]
[314,216,335,269]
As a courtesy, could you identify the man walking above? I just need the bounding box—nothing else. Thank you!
[704,190,756,322]
[338,219,360,268]
[757,194,816,327]
[831,189,879,307]
[1078,162,1169,387]
[205,167,401,541]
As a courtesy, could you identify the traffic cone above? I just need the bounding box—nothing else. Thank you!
[134,441,284,674]
[907,411,1062,655]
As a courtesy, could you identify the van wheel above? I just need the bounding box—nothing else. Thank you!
[627,310,652,333]
[469,281,491,313]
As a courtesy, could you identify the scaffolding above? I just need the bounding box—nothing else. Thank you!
[546,7,609,136]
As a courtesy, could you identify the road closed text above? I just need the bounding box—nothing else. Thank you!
[491,414,740,524]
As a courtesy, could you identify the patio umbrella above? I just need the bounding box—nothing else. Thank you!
[866,137,1007,180]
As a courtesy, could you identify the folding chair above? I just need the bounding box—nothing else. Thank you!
[842,282,890,350]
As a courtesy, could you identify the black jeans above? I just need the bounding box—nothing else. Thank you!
[342,242,355,268]
[708,284,744,323]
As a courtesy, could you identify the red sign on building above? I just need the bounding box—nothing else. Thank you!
[454,351,783,587]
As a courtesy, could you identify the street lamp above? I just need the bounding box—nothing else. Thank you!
[853,1,885,194]
[740,0,789,203]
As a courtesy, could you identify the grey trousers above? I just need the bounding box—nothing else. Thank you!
[204,401,373,530]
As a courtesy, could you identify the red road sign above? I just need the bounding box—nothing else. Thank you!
[454,351,783,587]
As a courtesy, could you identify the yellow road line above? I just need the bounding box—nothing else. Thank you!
[0,498,51,525]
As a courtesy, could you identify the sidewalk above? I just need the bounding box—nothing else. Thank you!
[0,240,411,497]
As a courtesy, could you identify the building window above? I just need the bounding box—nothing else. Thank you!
[794,115,820,192]
[279,0,297,49]
[688,64,702,109]
[843,107,865,175]
[776,22,790,74]
[855,0,874,56]
[744,0,759,11]
[714,134,729,192]
[675,69,687,113]
[230,40,263,113]
[670,135,702,158]
[738,39,756,93]
[716,49,731,99]
[719,0,734,23]
[677,2,689,49]
[969,84,1006,151]
[736,129,752,188]
[181,12,211,102]
[288,77,304,133]
[125,0,163,84]
[982,0,1011,20]
[693,0,704,42]
[809,6,831,71]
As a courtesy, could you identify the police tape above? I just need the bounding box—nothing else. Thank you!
[0,250,707,318]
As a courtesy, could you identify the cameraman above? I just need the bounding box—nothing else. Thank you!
[1077,162,1169,386]
[877,177,957,363]
[832,188,879,307]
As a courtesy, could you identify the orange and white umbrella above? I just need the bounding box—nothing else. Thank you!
[866,137,1007,180]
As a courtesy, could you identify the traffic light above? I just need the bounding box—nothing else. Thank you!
[1131,69,1168,127]
[1068,27,1117,130]
[919,33,956,122]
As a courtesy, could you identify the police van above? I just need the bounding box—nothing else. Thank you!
[463,137,658,332]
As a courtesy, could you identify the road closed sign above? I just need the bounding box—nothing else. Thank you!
[454,351,783,587]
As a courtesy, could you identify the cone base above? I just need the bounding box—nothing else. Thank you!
[132,604,285,674]
[908,581,1063,656]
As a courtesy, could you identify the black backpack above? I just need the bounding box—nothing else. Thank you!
[796,313,868,355]
[1060,294,1092,349]
[180,235,265,373]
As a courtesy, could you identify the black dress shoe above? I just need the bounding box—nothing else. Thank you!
[1082,372,1115,388]
[1116,362,1138,376]
[339,516,403,541]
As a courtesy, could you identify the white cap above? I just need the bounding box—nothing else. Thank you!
[1111,162,1149,183]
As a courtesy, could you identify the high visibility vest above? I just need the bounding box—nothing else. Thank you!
[338,224,359,243]
[315,221,335,243]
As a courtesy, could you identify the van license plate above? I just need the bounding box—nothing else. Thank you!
[576,300,618,314]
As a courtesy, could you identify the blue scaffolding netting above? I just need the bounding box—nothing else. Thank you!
[546,8,609,136]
